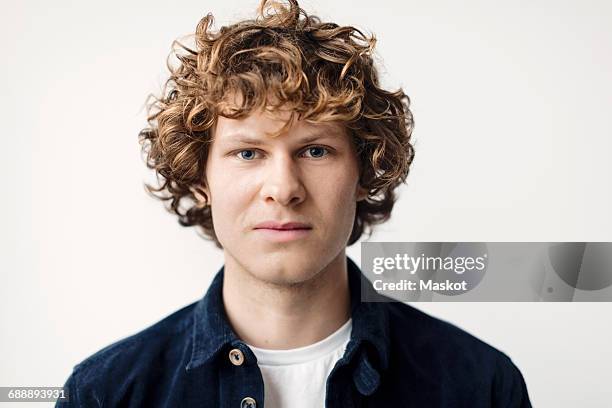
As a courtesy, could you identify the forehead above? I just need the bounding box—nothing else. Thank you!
[213,109,348,144]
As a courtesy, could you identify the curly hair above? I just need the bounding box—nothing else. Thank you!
[138,0,415,249]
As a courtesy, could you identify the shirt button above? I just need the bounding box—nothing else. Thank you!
[240,397,256,408]
[228,348,245,366]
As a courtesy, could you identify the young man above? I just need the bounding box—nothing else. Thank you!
[58,1,531,407]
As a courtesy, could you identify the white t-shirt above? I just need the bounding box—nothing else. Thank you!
[246,318,352,408]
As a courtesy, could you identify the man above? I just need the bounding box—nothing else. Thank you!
[58,0,531,407]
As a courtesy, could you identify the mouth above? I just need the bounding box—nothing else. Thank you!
[253,227,312,243]
[254,221,312,230]
[253,222,313,243]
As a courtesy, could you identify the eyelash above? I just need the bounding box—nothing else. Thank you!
[233,145,332,161]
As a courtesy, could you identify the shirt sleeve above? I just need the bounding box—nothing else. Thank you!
[492,353,532,408]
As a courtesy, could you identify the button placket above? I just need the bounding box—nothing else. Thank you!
[226,345,261,408]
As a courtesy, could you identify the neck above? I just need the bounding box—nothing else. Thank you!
[221,250,351,350]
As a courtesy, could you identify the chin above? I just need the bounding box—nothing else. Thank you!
[252,253,325,286]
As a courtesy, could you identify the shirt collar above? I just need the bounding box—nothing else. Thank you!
[186,255,390,380]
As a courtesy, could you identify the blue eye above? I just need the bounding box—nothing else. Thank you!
[238,150,257,160]
[304,146,328,158]
[235,146,329,161]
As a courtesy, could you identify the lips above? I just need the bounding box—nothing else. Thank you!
[253,221,313,243]
[253,221,312,230]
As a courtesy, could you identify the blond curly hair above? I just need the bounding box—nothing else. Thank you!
[138,0,415,249]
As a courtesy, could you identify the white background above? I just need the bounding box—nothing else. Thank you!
[2,0,611,406]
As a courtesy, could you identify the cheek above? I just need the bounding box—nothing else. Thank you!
[207,168,260,237]
[208,156,245,202]
[206,165,239,230]
[314,167,359,221]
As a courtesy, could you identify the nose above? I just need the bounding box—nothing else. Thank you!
[259,153,306,207]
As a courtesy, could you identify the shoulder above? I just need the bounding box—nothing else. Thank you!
[386,301,506,360]
[74,301,196,373]
[383,302,530,403]
[59,301,197,407]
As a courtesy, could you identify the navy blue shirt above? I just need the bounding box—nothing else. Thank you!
[57,257,531,407]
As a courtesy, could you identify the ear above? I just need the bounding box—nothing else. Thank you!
[190,183,211,208]
[356,184,368,202]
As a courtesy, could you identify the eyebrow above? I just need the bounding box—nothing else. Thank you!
[222,130,342,146]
